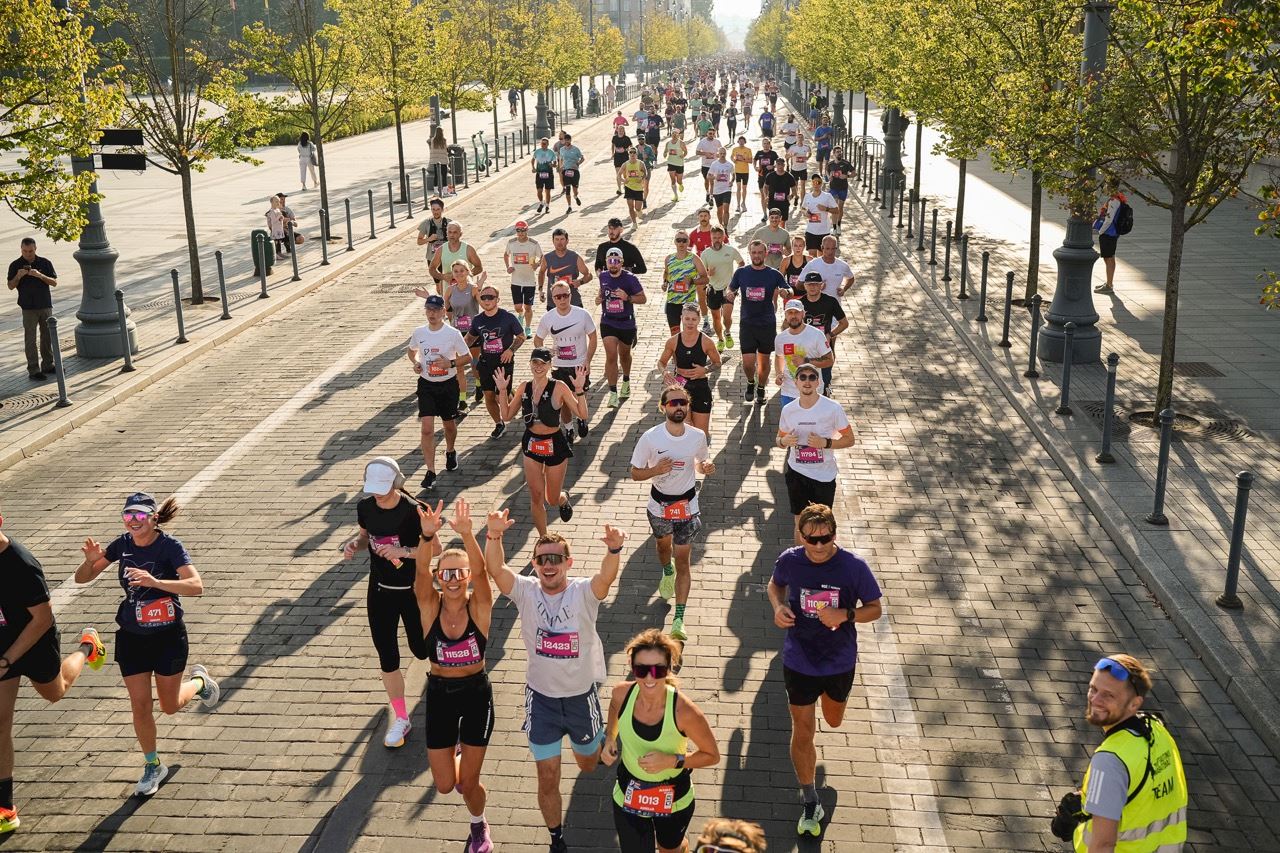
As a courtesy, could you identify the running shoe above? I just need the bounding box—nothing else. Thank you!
[524,325,533,338]
[716,338,726,353]
[445,451,459,472]
[616,189,622,196]
[422,470,437,490]
[566,205,572,214]
[79,626,106,671]
[490,422,506,439]
[743,383,755,403]
[577,418,589,439]
[724,333,734,349]
[384,715,412,748]
[135,761,169,797]
[0,806,18,835]
[549,838,568,853]
[608,391,619,409]
[575,195,582,206]
[756,387,766,405]
[797,801,825,836]
[701,318,712,334]
[558,498,574,522]
[190,664,220,708]
[474,385,483,403]
[467,820,494,853]
[670,617,689,642]
[672,190,679,201]
[619,380,631,399]
[1093,284,1114,294]
[458,390,469,407]
[658,565,676,601]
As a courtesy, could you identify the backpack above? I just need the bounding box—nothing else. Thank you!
[1115,201,1134,235]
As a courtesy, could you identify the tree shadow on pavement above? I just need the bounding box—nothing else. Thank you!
[67,765,184,852]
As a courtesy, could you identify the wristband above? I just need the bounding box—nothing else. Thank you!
[607,546,623,554]
[675,754,686,769]
[422,535,435,542]
[486,535,504,541]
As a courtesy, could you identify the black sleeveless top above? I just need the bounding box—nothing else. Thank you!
[522,378,562,428]
[425,603,488,668]
[674,332,710,389]
[783,258,806,294]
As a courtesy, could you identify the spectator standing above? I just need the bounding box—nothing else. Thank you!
[7,238,58,381]
[297,132,319,191]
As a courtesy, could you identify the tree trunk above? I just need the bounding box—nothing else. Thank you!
[314,108,329,223]
[493,100,499,146]
[393,104,408,203]
[450,90,459,145]
[954,158,968,242]
[1024,169,1042,302]
[178,164,203,302]
[521,89,528,141]
[1155,200,1188,414]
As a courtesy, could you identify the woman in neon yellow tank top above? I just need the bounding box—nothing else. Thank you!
[662,232,708,334]
[602,629,720,853]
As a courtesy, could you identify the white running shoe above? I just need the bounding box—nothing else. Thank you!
[384,715,412,748]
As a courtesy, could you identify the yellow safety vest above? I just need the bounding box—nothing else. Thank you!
[1075,715,1188,853]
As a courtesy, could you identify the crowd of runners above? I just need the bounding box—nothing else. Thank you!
[0,58,1188,853]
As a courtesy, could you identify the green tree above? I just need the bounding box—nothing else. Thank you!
[0,0,122,241]
[591,17,626,80]
[237,0,360,218]
[1255,184,1280,310]
[106,0,267,302]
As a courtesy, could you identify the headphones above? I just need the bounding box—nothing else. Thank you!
[364,457,405,492]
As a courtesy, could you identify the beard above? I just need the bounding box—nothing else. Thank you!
[667,408,687,423]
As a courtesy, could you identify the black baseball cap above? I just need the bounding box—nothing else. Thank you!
[529,347,553,363]
[803,272,824,283]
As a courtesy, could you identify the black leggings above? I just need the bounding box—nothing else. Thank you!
[367,585,428,673]
[613,800,696,852]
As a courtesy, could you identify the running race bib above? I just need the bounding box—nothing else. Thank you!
[808,212,821,223]
[535,628,580,659]
[772,191,787,201]
[427,358,450,377]
[662,500,692,521]
[746,287,765,301]
[563,169,576,178]
[623,780,676,816]
[0,609,8,628]
[557,344,577,360]
[136,596,177,627]
[528,436,555,456]
[673,374,688,386]
[537,170,551,180]
[671,280,689,293]
[607,297,624,314]
[436,636,482,667]
[370,534,405,568]
[789,274,801,287]
[513,252,530,265]
[483,337,504,354]
[768,243,784,254]
[455,314,472,332]
[800,587,840,617]
[795,155,808,165]
[794,446,824,464]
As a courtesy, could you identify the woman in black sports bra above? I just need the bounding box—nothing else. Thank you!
[494,347,587,536]
[782,235,808,297]
[415,498,496,852]
[657,304,722,441]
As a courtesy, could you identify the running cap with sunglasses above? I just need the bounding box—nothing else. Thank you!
[514,220,529,229]
[363,457,405,495]
[783,299,806,313]
[122,492,157,514]
[605,247,625,258]
[529,347,553,362]
[795,364,821,378]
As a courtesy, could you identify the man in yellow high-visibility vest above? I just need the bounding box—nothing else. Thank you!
[1054,654,1188,852]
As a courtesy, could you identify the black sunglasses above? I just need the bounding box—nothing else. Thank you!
[632,663,670,679]
[533,552,567,566]
[802,533,835,545]
[663,398,689,407]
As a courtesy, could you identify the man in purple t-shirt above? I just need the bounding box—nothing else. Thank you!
[767,502,882,837]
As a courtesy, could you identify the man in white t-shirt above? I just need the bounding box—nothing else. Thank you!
[503,219,543,336]
[407,295,472,489]
[485,509,627,853]
[695,129,721,205]
[780,114,800,150]
[800,174,837,256]
[707,148,736,231]
[800,235,854,297]
[774,300,833,406]
[534,280,598,441]
[630,385,716,642]
[777,363,855,544]
[788,131,812,198]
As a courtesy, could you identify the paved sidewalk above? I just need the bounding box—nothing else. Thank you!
[0,93,1276,853]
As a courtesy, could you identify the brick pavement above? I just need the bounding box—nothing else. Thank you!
[0,89,1276,853]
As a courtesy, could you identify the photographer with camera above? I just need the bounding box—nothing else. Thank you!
[1052,654,1187,852]
[6,238,58,381]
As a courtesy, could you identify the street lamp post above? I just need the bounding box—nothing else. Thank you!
[832,89,845,134]
[1039,0,1110,364]
[880,107,908,208]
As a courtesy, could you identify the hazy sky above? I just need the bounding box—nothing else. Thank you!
[712,0,761,49]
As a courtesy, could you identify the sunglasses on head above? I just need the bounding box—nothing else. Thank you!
[1095,657,1132,682]
[533,552,567,566]
[802,532,835,545]
[437,567,470,582]
[122,512,153,523]
[632,663,670,679]
[663,398,689,407]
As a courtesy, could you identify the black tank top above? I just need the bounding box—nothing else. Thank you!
[783,258,806,293]
[522,379,561,428]
[675,332,709,370]
[425,602,488,668]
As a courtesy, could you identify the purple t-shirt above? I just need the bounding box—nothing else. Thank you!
[771,546,881,676]
[597,270,644,330]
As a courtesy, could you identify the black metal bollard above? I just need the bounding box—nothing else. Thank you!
[387,181,397,229]
[1146,408,1175,525]
[1024,294,1044,373]
[1216,471,1254,609]
[1096,353,1120,463]
[977,251,990,321]
[256,234,270,298]
[897,180,905,227]
[999,272,1014,347]
[367,189,376,240]
[941,222,953,282]
[929,209,938,265]
[917,197,927,252]
[170,269,188,343]
[345,198,354,251]
[319,210,330,266]
[906,190,915,238]
[115,289,135,371]
[422,168,429,206]
[216,250,231,319]
[957,233,970,298]
[287,225,301,281]
[870,157,878,198]
[404,178,414,214]
[875,161,883,205]
[1056,322,1076,414]
[47,315,70,407]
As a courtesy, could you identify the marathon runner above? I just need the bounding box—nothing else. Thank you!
[629,385,716,641]
[1,509,107,833]
[465,281,526,439]
[662,231,709,336]
[596,247,647,409]
[408,294,472,489]
[620,148,649,228]
[799,272,849,391]
[417,196,450,270]
[484,509,626,853]
[753,139,779,221]
[800,175,837,257]
[635,137,658,204]
[724,103,739,141]
[726,240,789,405]
[695,129,720,207]
[767,504,881,836]
[800,236,855,298]
[430,222,484,292]
[443,261,483,409]
[778,368,855,540]
[730,136,752,213]
[687,208,714,256]
[601,629,721,853]
[558,134,584,213]
[707,148,735,232]
[534,280,598,441]
[757,106,775,141]
[504,220,542,337]
[593,217,649,275]
[763,158,797,224]
[75,492,220,797]
[533,138,559,214]
[752,208,791,272]
[788,132,811,204]
[813,116,833,176]
[339,458,431,748]
[698,226,744,351]
[413,498,496,853]
[825,147,853,234]
[779,114,799,151]
[774,300,833,407]
[658,304,723,442]
[611,127,633,196]
[663,130,688,202]
[539,228,592,309]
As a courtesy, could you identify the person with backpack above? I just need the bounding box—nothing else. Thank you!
[1093,183,1132,295]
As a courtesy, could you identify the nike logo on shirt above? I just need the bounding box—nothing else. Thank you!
[550,324,577,335]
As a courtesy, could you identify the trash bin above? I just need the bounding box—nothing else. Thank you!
[251,228,274,276]
[447,145,466,190]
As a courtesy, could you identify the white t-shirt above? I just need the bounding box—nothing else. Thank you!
[802,191,836,236]
[779,395,850,483]
[630,423,709,516]
[800,256,853,298]
[701,244,744,291]
[708,161,735,196]
[774,324,831,398]
[696,138,720,167]
[780,121,799,144]
[408,323,470,382]
[507,575,606,698]
[506,238,543,287]
[788,144,811,172]
[535,304,597,367]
